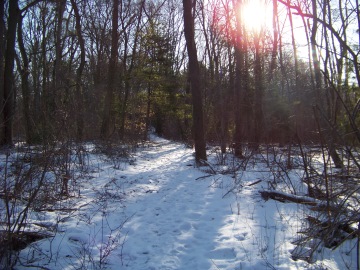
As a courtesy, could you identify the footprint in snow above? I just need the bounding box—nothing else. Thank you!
[208,247,236,259]
[179,222,192,231]
[234,232,248,241]
[218,236,231,241]
[188,212,202,220]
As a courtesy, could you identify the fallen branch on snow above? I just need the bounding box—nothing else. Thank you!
[247,179,262,187]
[259,190,318,206]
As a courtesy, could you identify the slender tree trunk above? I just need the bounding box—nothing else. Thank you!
[356,0,360,43]
[242,29,251,143]
[119,0,144,140]
[41,4,49,139]
[339,0,349,87]
[101,0,120,138]
[278,10,288,100]
[182,0,207,162]
[119,15,130,140]
[287,0,299,86]
[234,48,243,157]
[0,0,5,143]
[233,0,244,158]
[17,14,33,143]
[252,36,264,151]
[322,1,343,169]
[2,0,19,146]
[268,0,278,82]
[311,1,321,96]
[144,82,151,141]
[286,0,304,141]
[31,45,41,141]
[183,72,192,142]
[308,0,343,169]
[52,0,66,116]
[70,0,86,140]
[218,66,228,154]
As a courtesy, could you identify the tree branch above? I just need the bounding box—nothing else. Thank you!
[20,0,46,13]
[277,0,359,85]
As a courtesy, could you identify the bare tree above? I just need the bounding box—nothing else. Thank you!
[268,0,279,82]
[0,0,5,144]
[1,0,20,146]
[119,0,144,140]
[16,12,33,143]
[252,32,264,151]
[100,0,120,138]
[70,0,86,140]
[182,0,207,162]
[52,0,67,115]
[233,0,244,158]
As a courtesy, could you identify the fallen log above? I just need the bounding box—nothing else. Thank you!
[259,190,345,213]
[259,190,318,206]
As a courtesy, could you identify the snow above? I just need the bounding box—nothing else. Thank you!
[10,135,358,269]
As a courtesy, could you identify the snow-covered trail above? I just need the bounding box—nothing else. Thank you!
[115,136,345,270]
[16,135,349,270]
[121,137,240,269]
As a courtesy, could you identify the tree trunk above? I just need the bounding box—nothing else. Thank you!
[100,0,120,139]
[144,82,151,141]
[70,0,86,141]
[233,0,244,158]
[1,0,19,146]
[119,0,144,140]
[356,0,360,73]
[0,0,5,144]
[17,14,33,143]
[310,0,321,97]
[234,47,243,157]
[268,0,278,82]
[41,4,49,140]
[286,0,301,135]
[252,36,264,151]
[182,0,207,162]
[312,0,343,169]
[52,0,66,115]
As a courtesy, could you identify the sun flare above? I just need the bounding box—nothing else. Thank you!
[240,0,270,34]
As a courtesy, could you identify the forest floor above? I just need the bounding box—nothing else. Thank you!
[13,135,357,269]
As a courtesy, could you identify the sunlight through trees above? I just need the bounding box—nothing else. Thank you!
[0,0,360,268]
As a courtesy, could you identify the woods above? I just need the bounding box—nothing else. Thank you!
[0,0,357,155]
[0,0,360,268]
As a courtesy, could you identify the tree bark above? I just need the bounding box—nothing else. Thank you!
[17,13,33,143]
[119,0,144,140]
[182,0,207,162]
[100,0,120,139]
[40,4,49,138]
[313,1,343,169]
[252,36,264,151]
[70,0,86,140]
[233,0,244,158]
[52,0,66,113]
[0,0,5,144]
[259,190,317,206]
[268,0,278,83]
[311,0,321,95]
[1,0,19,146]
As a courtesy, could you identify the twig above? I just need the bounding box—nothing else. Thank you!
[211,259,221,270]
[247,179,262,187]
[202,160,217,174]
[195,174,213,180]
